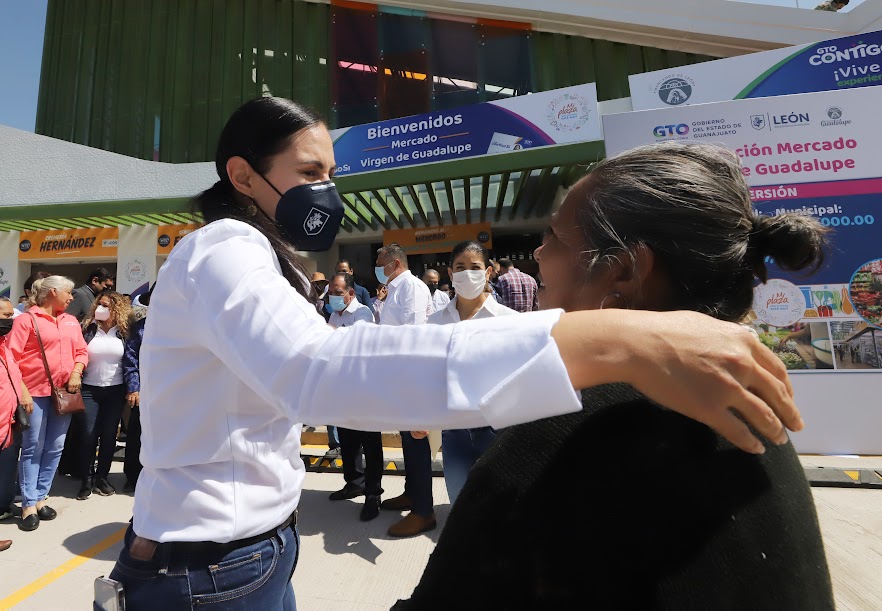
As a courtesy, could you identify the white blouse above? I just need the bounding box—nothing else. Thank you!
[83,326,124,387]
[133,219,580,543]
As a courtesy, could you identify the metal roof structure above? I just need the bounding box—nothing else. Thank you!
[0,123,604,235]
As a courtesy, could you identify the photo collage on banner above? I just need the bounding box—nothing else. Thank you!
[603,85,882,375]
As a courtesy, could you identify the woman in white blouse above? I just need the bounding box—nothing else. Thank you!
[77,292,131,500]
[427,240,517,504]
[106,97,802,611]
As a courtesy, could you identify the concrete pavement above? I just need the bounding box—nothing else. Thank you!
[0,455,880,610]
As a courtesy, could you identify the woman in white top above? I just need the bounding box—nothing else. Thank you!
[77,291,131,500]
[107,97,801,611]
[427,240,517,503]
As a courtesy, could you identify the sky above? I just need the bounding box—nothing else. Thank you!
[0,0,48,131]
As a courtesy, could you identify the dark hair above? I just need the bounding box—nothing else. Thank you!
[377,243,408,268]
[332,272,355,291]
[450,241,490,267]
[576,142,828,322]
[498,258,514,269]
[336,259,352,269]
[88,267,114,284]
[194,97,323,298]
[24,271,51,293]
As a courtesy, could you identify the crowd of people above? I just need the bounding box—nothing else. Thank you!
[305,247,542,534]
[0,96,838,610]
[0,268,148,551]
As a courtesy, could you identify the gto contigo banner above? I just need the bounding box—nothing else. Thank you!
[602,86,882,454]
[629,29,882,111]
[331,84,601,176]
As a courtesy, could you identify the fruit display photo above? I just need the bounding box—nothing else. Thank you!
[849,258,882,328]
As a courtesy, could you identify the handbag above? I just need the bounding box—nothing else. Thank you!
[0,351,28,432]
[28,312,86,416]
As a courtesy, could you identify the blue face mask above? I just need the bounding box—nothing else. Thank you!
[329,295,347,312]
[375,264,389,285]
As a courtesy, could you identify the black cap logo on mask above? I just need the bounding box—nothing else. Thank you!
[258,176,345,252]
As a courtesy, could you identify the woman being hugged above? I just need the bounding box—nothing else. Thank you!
[8,276,87,531]
[75,291,132,500]
[395,142,835,611]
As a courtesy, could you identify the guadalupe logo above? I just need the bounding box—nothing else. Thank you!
[827,107,843,120]
[655,76,694,106]
[304,208,330,235]
[546,93,592,132]
[751,114,767,130]
[125,259,147,283]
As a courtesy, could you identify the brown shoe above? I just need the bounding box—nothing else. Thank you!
[0,540,11,552]
[380,494,413,511]
[388,512,436,538]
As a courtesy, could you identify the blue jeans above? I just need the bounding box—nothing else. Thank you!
[442,427,497,504]
[0,428,22,510]
[19,396,71,507]
[400,432,433,517]
[77,384,126,481]
[107,523,299,611]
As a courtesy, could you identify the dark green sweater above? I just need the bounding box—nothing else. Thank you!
[393,385,835,611]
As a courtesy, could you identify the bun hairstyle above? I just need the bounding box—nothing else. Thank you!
[577,142,828,322]
[194,97,324,299]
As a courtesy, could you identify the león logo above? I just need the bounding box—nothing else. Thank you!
[304,208,330,235]
[751,114,767,131]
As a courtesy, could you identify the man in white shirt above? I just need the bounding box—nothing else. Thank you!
[326,273,385,521]
[327,273,374,329]
[374,243,436,537]
[423,269,450,314]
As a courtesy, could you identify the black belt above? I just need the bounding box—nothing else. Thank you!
[162,510,298,558]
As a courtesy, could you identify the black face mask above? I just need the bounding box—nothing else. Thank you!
[0,319,13,337]
[260,177,345,252]
[426,283,438,295]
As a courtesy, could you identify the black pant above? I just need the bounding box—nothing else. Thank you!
[339,427,383,496]
[125,405,143,485]
[77,384,126,481]
[400,431,433,517]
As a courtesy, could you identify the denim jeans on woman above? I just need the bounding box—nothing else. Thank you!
[78,384,126,481]
[441,427,497,504]
[107,523,299,611]
[19,396,71,507]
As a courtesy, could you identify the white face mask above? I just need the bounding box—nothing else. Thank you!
[94,305,111,322]
[452,270,487,300]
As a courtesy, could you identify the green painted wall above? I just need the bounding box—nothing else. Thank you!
[36,0,715,163]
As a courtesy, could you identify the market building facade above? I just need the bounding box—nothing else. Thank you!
[0,0,870,296]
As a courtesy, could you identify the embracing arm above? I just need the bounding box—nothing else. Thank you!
[551,309,799,454]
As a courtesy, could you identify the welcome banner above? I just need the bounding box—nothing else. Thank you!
[629,29,882,111]
[331,84,601,176]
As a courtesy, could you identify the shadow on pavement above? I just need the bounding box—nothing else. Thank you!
[63,521,129,562]
[297,488,451,565]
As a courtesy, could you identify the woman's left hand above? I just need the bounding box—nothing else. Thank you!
[67,372,82,394]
